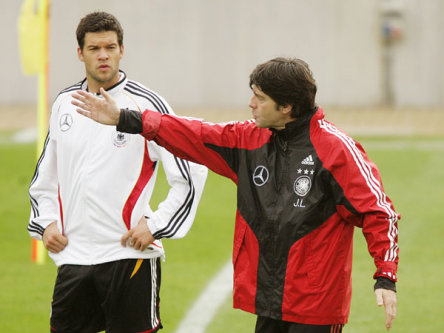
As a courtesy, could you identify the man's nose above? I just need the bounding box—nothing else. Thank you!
[248,96,256,108]
[98,48,108,59]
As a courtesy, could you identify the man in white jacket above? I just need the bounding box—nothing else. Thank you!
[28,11,207,333]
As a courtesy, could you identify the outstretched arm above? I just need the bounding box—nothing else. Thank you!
[72,87,242,181]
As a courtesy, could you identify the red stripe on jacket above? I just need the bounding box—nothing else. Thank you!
[122,143,155,230]
[58,185,65,235]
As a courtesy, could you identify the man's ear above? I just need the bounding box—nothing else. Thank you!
[77,47,84,62]
[120,44,124,59]
[281,104,293,115]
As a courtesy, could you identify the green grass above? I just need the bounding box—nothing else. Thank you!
[0,144,57,332]
[1,137,443,332]
[346,144,444,332]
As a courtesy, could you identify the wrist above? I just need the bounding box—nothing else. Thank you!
[374,277,397,292]
[117,109,143,133]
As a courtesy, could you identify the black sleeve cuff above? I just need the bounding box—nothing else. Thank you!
[374,277,397,292]
[117,109,143,134]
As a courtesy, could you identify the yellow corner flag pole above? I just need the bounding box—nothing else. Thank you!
[18,0,51,264]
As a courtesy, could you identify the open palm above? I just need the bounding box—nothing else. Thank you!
[71,87,121,125]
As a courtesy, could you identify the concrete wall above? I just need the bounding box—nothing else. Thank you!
[2,0,443,108]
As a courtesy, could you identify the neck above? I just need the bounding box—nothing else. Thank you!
[86,73,120,93]
[272,117,297,131]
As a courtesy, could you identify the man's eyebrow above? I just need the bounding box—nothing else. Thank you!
[86,42,118,48]
[254,90,264,98]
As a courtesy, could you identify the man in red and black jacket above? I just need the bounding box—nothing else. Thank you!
[73,57,399,333]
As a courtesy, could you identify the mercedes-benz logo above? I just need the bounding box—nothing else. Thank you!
[252,165,269,187]
[60,113,73,132]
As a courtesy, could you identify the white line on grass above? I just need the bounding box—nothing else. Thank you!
[0,128,37,145]
[175,259,233,333]
[12,128,37,143]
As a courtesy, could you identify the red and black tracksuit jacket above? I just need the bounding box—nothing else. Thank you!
[118,106,400,325]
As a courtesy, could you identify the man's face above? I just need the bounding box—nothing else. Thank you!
[248,85,292,130]
[78,31,123,91]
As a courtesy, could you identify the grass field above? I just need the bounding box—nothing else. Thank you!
[0,135,443,332]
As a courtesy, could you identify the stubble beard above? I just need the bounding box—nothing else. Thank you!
[88,67,119,89]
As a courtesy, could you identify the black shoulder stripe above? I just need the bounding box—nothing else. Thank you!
[124,87,166,115]
[126,81,169,114]
[126,81,170,115]
[58,80,84,97]
[60,86,81,94]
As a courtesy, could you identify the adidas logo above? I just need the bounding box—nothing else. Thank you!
[301,155,314,165]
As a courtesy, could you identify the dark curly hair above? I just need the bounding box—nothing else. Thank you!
[76,11,123,49]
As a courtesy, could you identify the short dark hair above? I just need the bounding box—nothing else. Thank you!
[249,57,317,118]
[76,11,124,49]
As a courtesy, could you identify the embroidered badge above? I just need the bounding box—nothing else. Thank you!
[293,175,312,197]
[112,131,130,148]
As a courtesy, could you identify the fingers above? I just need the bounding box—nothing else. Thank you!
[121,219,154,252]
[123,235,150,251]
[375,289,384,307]
[76,109,92,118]
[100,87,111,101]
[122,231,151,251]
[132,238,144,251]
[385,296,397,331]
[385,311,395,330]
[44,233,68,253]
[71,90,90,106]
[71,89,120,125]
[375,289,397,331]
[71,97,87,109]
[42,222,68,253]
[132,239,150,252]
[53,235,68,253]
[71,91,93,116]
[71,90,100,109]
[71,99,92,118]
[121,229,133,247]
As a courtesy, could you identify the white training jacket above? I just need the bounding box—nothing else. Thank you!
[28,71,208,266]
